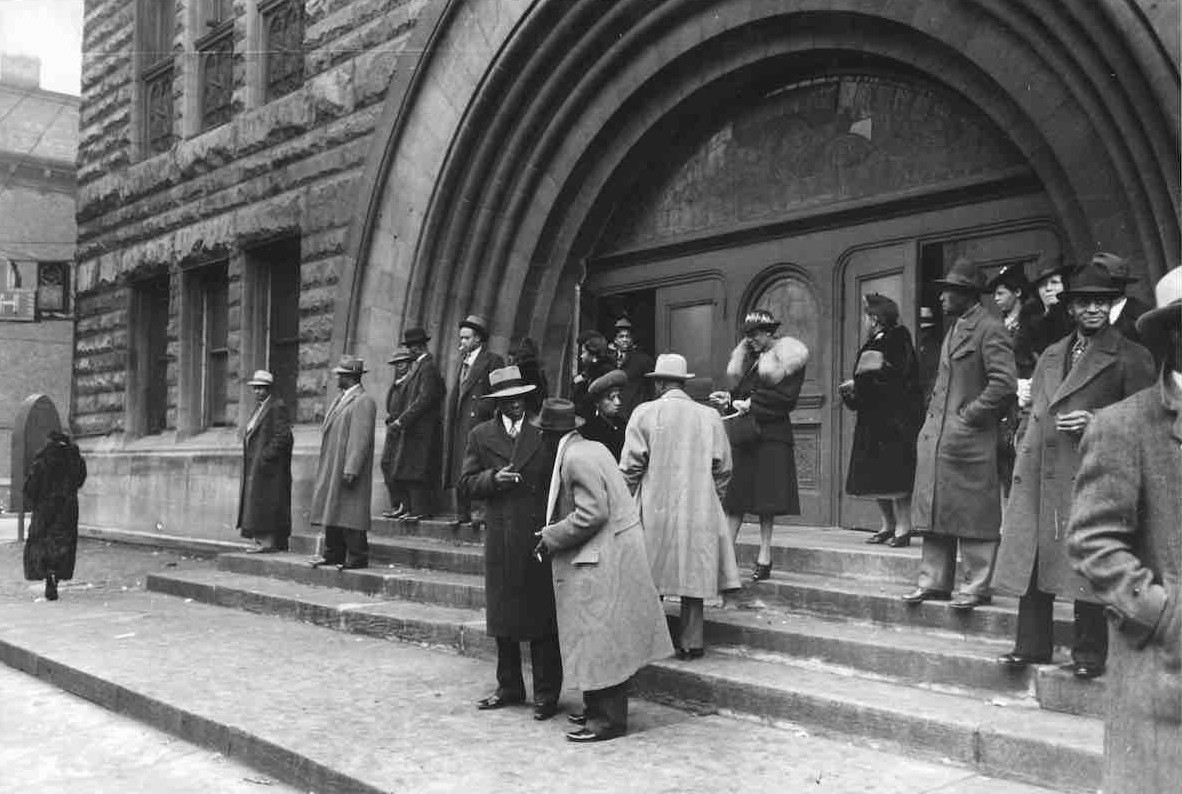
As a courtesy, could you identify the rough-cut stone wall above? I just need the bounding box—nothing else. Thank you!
[73,0,422,435]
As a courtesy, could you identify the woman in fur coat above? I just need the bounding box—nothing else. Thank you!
[710,310,809,581]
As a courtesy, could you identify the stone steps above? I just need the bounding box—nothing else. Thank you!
[145,566,1102,791]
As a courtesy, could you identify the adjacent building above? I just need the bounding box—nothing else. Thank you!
[0,54,78,508]
[73,1,1180,541]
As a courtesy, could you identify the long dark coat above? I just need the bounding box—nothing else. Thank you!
[843,325,921,497]
[459,417,557,639]
[1018,302,1073,358]
[911,303,1016,540]
[23,437,87,581]
[580,412,625,460]
[539,435,674,691]
[381,354,445,485]
[1067,376,1182,794]
[994,327,1155,600]
[571,358,618,420]
[445,348,504,487]
[616,348,654,418]
[310,386,377,532]
[237,397,293,544]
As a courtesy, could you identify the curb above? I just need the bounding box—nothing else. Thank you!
[78,525,252,556]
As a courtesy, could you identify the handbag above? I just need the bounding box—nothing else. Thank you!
[723,411,761,448]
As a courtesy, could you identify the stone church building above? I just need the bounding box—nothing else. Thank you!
[73,0,1179,542]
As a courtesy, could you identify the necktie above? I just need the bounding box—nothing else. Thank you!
[507,420,518,438]
[1069,336,1087,371]
[459,360,469,384]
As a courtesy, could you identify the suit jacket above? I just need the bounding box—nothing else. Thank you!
[616,348,654,418]
[237,397,293,541]
[458,416,557,638]
[1111,295,1151,346]
[994,327,1155,598]
[310,385,377,531]
[381,354,445,484]
[539,434,674,690]
[911,302,1016,540]
[445,347,504,485]
[1067,374,1182,794]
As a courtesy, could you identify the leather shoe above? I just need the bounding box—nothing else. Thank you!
[532,701,559,721]
[476,693,523,710]
[902,588,951,604]
[676,648,705,661]
[337,561,368,571]
[565,727,613,743]
[865,528,894,545]
[997,651,1052,669]
[950,594,992,611]
[886,533,912,548]
[567,713,587,726]
[1067,662,1105,680]
[309,557,341,569]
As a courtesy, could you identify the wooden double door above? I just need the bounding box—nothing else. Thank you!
[585,194,1062,528]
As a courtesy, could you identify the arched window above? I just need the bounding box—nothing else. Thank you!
[748,271,820,374]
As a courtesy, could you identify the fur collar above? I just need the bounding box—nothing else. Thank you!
[727,336,809,386]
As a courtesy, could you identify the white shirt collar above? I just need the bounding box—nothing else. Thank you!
[463,346,483,366]
[501,413,522,436]
[1109,297,1128,323]
[416,352,428,362]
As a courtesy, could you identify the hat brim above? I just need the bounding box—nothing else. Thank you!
[332,367,368,375]
[458,321,488,335]
[1135,301,1181,351]
[482,383,537,399]
[528,415,586,431]
[401,336,430,346]
[388,357,414,365]
[932,278,985,292]
[247,379,273,387]
[643,371,694,380]
[1059,288,1125,302]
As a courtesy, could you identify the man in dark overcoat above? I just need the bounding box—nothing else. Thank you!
[611,316,654,419]
[993,263,1155,677]
[237,370,293,553]
[1092,252,1151,345]
[906,258,1016,610]
[445,314,504,526]
[1067,265,1182,794]
[309,356,377,570]
[458,367,562,720]
[381,327,445,521]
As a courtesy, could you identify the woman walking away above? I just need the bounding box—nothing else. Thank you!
[23,431,87,601]
[710,310,808,582]
[839,294,922,547]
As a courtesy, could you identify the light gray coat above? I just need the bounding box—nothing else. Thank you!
[310,385,377,532]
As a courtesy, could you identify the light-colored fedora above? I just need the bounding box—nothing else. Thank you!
[481,365,537,399]
[644,353,694,381]
[458,314,491,337]
[331,355,368,376]
[246,369,274,387]
[1135,265,1182,354]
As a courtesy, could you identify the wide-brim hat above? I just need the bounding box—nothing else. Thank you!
[482,365,538,399]
[932,257,985,292]
[331,355,368,376]
[1059,262,1125,301]
[645,353,694,381]
[1031,252,1072,285]
[1135,265,1182,353]
[387,347,415,365]
[530,398,585,432]
[401,327,430,346]
[986,262,1030,293]
[588,368,627,400]
[247,369,274,387]
[458,314,490,337]
[1091,252,1137,285]
[741,310,781,335]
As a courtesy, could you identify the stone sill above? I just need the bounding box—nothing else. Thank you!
[78,424,325,456]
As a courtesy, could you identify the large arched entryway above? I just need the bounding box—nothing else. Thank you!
[339,0,1180,526]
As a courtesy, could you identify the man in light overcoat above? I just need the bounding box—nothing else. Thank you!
[237,370,293,553]
[445,314,504,526]
[993,263,1155,677]
[906,258,1017,610]
[381,327,445,520]
[620,353,740,658]
[310,356,378,570]
[534,399,674,742]
[1068,265,1182,794]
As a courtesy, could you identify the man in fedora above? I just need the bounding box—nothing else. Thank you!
[1068,265,1181,793]
[620,354,740,659]
[993,262,1155,678]
[611,316,654,419]
[459,367,562,720]
[309,356,377,570]
[1092,252,1151,345]
[579,368,627,459]
[445,314,504,527]
[906,258,1016,610]
[532,399,673,742]
[381,327,445,521]
[237,370,293,553]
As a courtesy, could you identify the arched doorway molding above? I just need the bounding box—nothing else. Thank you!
[339,0,1180,387]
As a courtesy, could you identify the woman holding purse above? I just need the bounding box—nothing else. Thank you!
[838,294,922,547]
[710,310,808,582]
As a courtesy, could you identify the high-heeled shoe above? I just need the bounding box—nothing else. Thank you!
[751,562,772,582]
[886,533,912,548]
[44,572,59,601]
[865,528,894,544]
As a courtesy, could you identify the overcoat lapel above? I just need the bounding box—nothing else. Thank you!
[946,304,982,359]
[458,349,491,401]
[1049,328,1119,410]
[246,398,272,441]
[1038,342,1067,406]
[324,388,357,428]
[510,420,543,470]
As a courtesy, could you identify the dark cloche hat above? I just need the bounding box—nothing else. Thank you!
[932,257,985,293]
[986,262,1030,293]
[530,398,585,433]
[741,309,781,335]
[1031,252,1072,286]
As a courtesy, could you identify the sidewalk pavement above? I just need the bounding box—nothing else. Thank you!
[0,664,300,793]
[0,553,1061,794]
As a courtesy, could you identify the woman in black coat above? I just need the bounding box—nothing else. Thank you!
[711,310,809,582]
[839,295,922,548]
[23,431,87,601]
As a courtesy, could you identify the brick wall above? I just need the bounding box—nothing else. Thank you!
[73,0,422,435]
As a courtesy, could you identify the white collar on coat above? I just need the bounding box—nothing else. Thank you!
[545,431,581,522]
